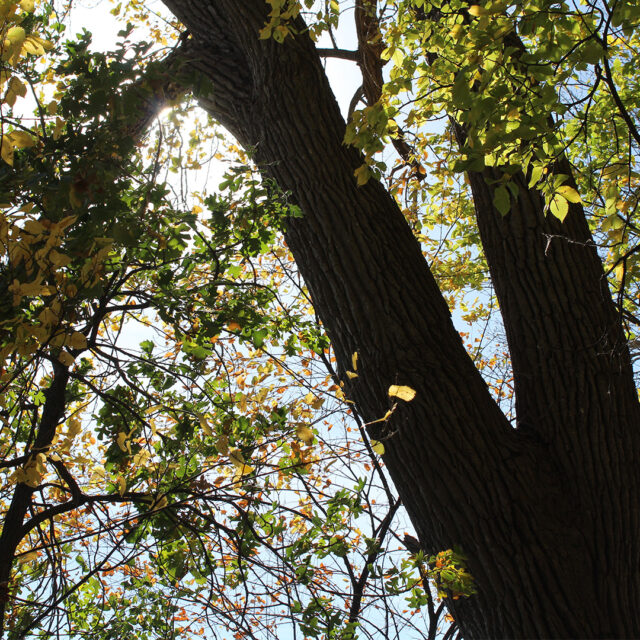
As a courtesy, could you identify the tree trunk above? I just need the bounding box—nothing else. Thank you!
[162,2,640,636]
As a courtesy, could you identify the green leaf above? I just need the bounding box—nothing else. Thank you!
[493,185,511,216]
[528,165,544,188]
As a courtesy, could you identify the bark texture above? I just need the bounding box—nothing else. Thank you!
[160,2,640,637]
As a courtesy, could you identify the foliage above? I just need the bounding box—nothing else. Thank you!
[3,0,640,637]
[0,4,453,640]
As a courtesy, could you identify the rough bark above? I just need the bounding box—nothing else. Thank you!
[159,2,640,637]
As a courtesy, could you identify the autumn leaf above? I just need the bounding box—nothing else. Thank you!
[295,424,314,445]
[229,448,254,475]
[57,351,75,367]
[388,385,416,401]
[67,331,87,350]
[197,412,213,437]
[556,185,582,204]
[370,439,385,455]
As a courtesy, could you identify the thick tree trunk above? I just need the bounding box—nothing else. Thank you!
[162,2,640,637]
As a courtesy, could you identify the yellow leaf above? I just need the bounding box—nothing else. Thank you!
[295,424,314,445]
[132,448,151,467]
[52,117,63,140]
[1,136,14,166]
[216,434,229,455]
[197,413,213,437]
[23,219,46,235]
[57,350,75,367]
[6,26,26,45]
[556,185,582,204]
[468,5,486,15]
[450,24,464,39]
[48,249,71,267]
[354,164,371,186]
[351,351,358,371]
[22,35,45,56]
[8,130,36,148]
[18,550,38,564]
[150,495,168,511]
[67,331,87,350]
[58,215,77,230]
[346,371,358,379]
[229,447,245,468]
[67,417,82,438]
[229,448,254,475]
[614,263,625,282]
[370,439,385,455]
[20,0,35,12]
[388,384,416,401]
[116,431,129,453]
[116,475,126,496]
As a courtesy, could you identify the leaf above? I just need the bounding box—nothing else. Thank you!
[252,327,268,347]
[528,165,544,188]
[58,351,75,367]
[346,370,358,379]
[556,185,582,204]
[116,476,126,496]
[229,448,254,475]
[549,194,569,221]
[116,432,130,453]
[150,495,168,511]
[197,413,213,437]
[351,351,358,371]
[6,26,26,45]
[49,249,72,266]
[468,5,486,16]
[354,164,372,186]
[18,551,38,564]
[216,434,229,455]
[388,385,416,401]
[67,331,87,350]
[493,185,511,216]
[1,136,14,166]
[8,130,36,148]
[295,424,314,444]
[22,36,46,56]
[370,439,385,455]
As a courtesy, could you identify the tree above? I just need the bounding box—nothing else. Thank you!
[0,6,454,639]
[2,0,640,638]
[155,0,640,637]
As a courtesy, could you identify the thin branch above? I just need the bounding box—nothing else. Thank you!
[316,47,359,61]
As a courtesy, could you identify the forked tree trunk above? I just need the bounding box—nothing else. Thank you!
[161,2,640,636]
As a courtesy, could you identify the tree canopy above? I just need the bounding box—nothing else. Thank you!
[1,0,640,638]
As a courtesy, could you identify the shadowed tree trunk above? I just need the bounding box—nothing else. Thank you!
[159,2,640,636]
